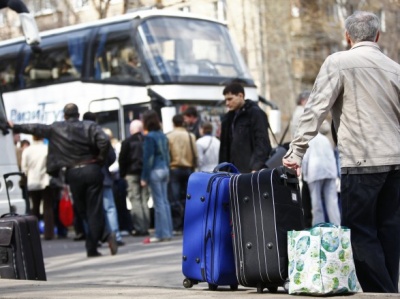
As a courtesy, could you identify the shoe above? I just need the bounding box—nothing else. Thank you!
[117,240,125,246]
[107,232,118,255]
[173,230,183,236]
[73,233,86,241]
[87,251,102,258]
[143,237,161,244]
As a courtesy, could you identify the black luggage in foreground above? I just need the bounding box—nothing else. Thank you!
[229,167,304,293]
[0,172,46,280]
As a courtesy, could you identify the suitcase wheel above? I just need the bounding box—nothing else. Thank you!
[230,284,239,291]
[267,286,278,293]
[283,280,289,293]
[256,286,264,293]
[183,278,194,288]
[208,283,218,291]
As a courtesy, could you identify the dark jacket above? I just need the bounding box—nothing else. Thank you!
[118,132,144,177]
[102,147,117,187]
[219,99,271,173]
[13,118,110,176]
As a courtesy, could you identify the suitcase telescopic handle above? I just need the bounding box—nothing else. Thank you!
[3,172,25,180]
[3,172,26,215]
[213,162,240,174]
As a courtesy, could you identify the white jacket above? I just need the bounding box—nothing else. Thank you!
[21,141,50,191]
[196,135,220,172]
[302,133,337,183]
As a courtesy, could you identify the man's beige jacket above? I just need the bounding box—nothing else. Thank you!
[286,41,400,169]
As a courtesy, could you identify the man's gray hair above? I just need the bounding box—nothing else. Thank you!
[345,11,380,43]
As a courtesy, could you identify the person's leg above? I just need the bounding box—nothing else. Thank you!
[29,190,41,220]
[83,166,106,254]
[341,172,397,292]
[322,179,341,225]
[376,170,400,292]
[103,186,122,242]
[168,168,184,231]
[150,168,173,240]
[308,181,325,225]
[127,174,147,234]
[42,187,54,240]
[140,182,150,234]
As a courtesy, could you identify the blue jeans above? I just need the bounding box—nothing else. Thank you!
[341,170,400,292]
[103,186,122,242]
[308,178,340,226]
[150,168,173,239]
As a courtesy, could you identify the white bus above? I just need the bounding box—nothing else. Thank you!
[0,9,259,140]
[0,0,40,216]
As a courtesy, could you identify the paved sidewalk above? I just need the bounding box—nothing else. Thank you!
[0,232,399,298]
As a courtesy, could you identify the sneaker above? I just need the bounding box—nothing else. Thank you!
[143,237,161,244]
[117,240,125,246]
[107,232,118,255]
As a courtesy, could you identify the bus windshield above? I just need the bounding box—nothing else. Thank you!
[138,16,253,84]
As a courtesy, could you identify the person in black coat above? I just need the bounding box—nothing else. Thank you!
[219,82,272,173]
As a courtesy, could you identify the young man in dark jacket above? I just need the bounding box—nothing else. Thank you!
[219,82,272,173]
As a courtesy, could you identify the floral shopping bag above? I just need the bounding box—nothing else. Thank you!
[287,223,359,295]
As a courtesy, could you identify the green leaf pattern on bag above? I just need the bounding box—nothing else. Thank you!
[287,226,359,295]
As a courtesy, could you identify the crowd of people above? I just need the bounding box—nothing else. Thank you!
[6,10,400,293]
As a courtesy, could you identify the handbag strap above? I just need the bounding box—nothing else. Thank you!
[203,136,213,155]
[188,132,196,168]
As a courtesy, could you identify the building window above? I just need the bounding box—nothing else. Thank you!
[0,11,5,27]
[213,0,226,21]
[31,0,55,15]
[291,0,300,18]
[380,10,386,33]
[75,0,89,9]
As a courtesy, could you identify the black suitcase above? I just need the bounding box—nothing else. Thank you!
[0,172,46,280]
[229,167,304,293]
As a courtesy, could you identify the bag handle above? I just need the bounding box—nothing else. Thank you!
[3,172,26,215]
[213,162,239,174]
[312,222,349,229]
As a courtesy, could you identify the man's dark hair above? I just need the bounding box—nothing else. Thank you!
[82,112,97,122]
[63,103,79,119]
[223,82,245,96]
[183,106,198,118]
[20,139,30,147]
[172,114,184,127]
[142,110,161,131]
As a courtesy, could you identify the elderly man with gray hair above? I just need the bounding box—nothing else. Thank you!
[283,11,400,293]
[119,119,150,237]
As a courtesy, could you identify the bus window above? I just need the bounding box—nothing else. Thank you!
[122,104,150,138]
[138,16,253,84]
[0,44,22,92]
[93,21,148,84]
[19,30,89,88]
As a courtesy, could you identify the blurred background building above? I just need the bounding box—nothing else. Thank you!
[1,0,399,140]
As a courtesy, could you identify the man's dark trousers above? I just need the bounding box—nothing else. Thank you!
[168,167,192,231]
[67,164,106,255]
[341,170,400,293]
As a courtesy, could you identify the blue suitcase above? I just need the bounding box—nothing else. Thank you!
[182,163,239,290]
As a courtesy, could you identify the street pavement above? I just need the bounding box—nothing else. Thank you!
[0,231,399,298]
